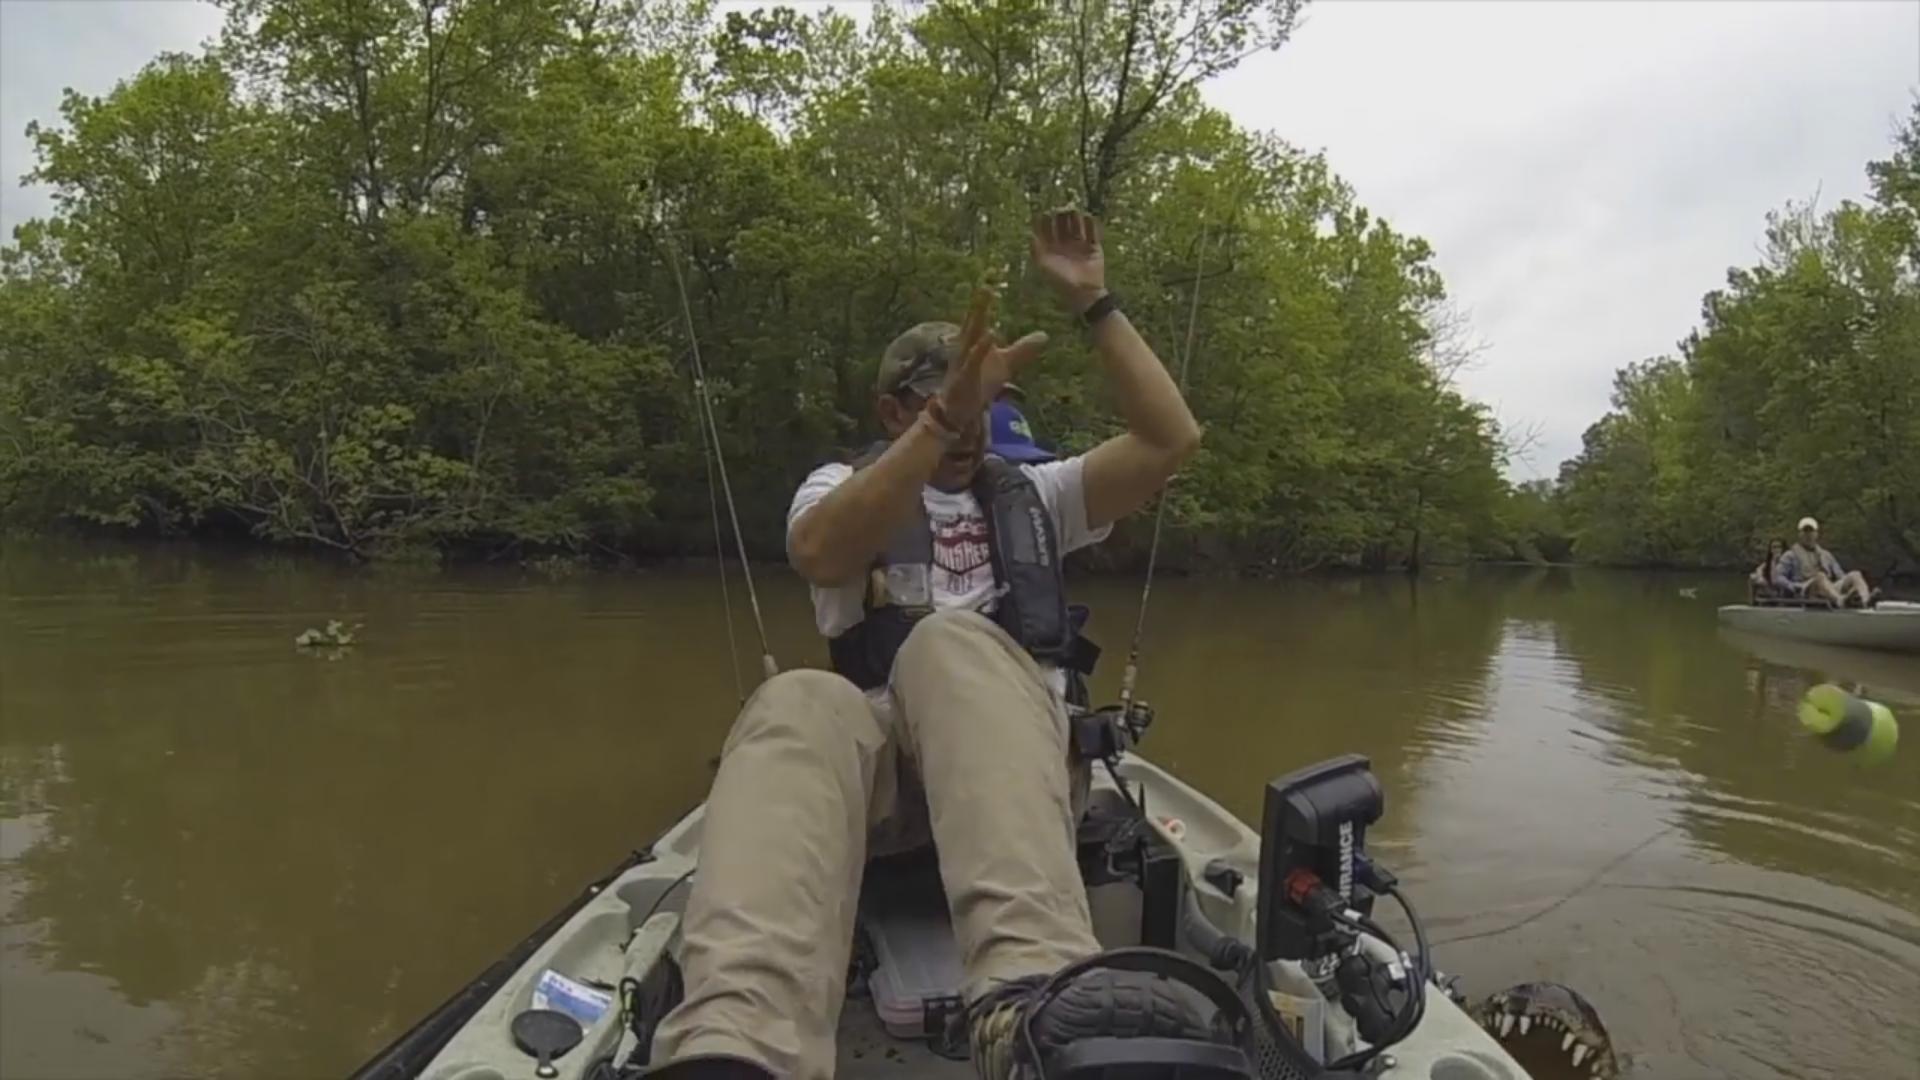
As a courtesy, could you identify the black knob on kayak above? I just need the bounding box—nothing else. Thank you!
[512,1008,584,1078]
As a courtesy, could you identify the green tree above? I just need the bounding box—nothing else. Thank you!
[1558,104,1920,573]
[3,0,1522,573]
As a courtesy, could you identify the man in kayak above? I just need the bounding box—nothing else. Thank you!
[650,209,1206,1079]
[1773,516,1874,607]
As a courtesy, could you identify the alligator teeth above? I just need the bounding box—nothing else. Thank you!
[1562,1033,1576,1052]
[1499,1014,1515,1037]
[1518,1016,1531,1035]
[1571,1045,1589,1068]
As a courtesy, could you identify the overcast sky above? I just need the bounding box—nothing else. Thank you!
[3,0,1916,476]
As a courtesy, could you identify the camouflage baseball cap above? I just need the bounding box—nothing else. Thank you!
[875,321,962,397]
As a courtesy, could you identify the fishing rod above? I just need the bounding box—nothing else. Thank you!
[692,356,747,702]
[1117,224,1212,714]
[662,233,779,683]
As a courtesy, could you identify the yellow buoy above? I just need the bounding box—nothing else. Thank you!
[1799,684,1899,764]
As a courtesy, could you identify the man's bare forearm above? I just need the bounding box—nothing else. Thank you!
[789,416,948,586]
[1091,309,1202,456]
[1076,302,1204,528]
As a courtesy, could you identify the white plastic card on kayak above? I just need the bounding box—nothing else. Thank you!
[532,968,613,1028]
[1266,986,1326,1061]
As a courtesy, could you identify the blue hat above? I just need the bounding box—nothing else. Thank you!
[988,401,1055,463]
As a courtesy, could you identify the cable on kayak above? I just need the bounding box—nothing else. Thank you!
[663,234,779,683]
[1117,223,1212,714]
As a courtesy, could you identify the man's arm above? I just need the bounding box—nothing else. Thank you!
[1078,309,1203,529]
[1026,210,1201,530]
[1772,550,1801,589]
[789,414,949,586]
[791,289,1027,586]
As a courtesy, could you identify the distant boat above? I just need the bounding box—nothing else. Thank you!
[1716,601,1920,654]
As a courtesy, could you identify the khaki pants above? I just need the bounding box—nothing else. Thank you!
[651,610,1101,1077]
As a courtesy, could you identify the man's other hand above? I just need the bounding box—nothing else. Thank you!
[1031,209,1109,314]
[938,285,1048,422]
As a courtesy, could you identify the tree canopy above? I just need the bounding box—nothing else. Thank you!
[3,0,1515,568]
[1555,105,1920,574]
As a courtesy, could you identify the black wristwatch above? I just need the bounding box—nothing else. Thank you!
[1079,291,1120,328]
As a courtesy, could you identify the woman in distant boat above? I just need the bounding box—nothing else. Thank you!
[1750,538,1785,600]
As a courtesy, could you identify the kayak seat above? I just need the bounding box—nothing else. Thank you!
[851,785,1174,1062]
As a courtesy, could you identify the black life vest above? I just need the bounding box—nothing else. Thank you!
[824,444,1097,695]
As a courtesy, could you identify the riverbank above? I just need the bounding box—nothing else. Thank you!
[15,526,1915,592]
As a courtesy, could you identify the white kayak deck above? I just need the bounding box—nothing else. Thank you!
[420,756,1529,1080]
[1716,600,1920,653]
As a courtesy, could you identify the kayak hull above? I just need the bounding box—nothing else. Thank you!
[376,756,1530,1079]
[1716,601,1920,653]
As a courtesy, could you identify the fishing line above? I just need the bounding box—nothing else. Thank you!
[662,234,779,681]
[1118,223,1212,712]
[1432,826,1673,947]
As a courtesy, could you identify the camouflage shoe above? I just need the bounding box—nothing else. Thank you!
[967,952,1252,1079]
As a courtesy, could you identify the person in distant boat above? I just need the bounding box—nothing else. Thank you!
[1750,538,1785,599]
[648,210,1206,1080]
[1772,517,1873,607]
[988,389,1057,464]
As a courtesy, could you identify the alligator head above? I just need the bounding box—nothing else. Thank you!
[1473,982,1620,1079]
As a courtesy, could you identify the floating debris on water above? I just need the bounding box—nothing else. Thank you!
[295,619,361,649]
[1800,683,1899,764]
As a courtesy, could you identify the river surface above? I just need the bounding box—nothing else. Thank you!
[2,540,1917,1080]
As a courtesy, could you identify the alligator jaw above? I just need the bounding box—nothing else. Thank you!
[1474,982,1620,1080]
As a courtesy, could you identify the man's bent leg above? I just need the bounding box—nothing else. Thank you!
[890,611,1102,995]
[651,670,888,1079]
[1808,573,1844,606]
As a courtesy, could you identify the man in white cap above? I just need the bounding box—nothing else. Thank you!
[1772,516,1874,607]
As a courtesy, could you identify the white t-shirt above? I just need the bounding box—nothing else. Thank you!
[786,455,1112,693]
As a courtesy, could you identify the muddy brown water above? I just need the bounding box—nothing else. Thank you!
[2,541,1917,1079]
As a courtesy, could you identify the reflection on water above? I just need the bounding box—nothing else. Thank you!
[2,544,1916,1078]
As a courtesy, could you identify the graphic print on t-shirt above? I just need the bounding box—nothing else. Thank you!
[929,503,994,598]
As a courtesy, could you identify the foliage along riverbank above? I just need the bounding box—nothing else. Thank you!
[3,1,1911,578]
[1547,108,1920,577]
[1,0,1521,572]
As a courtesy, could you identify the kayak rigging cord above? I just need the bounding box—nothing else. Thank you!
[1118,224,1211,714]
[664,235,779,683]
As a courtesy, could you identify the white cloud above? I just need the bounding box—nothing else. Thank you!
[1205,0,1920,476]
[1,0,225,232]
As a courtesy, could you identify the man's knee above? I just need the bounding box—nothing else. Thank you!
[894,609,1029,678]
[900,608,999,649]
[723,669,875,756]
